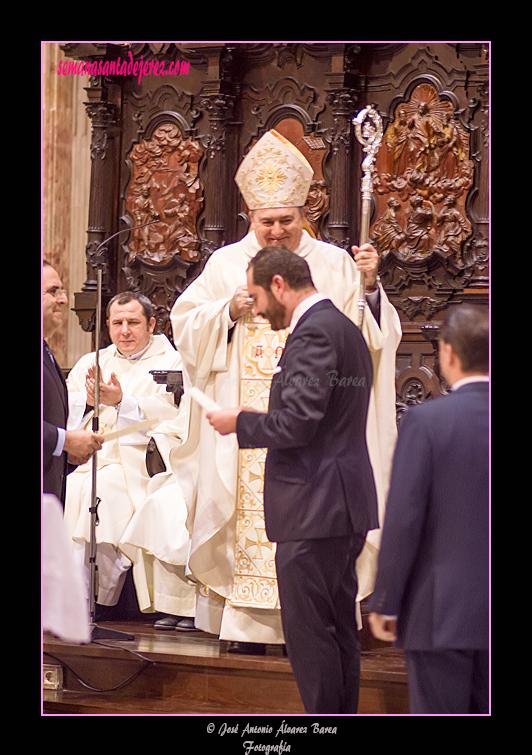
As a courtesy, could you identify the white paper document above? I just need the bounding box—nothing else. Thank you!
[101,417,159,442]
[188,386,221,413]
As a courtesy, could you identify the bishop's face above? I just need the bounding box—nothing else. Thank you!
[250,207,305,253]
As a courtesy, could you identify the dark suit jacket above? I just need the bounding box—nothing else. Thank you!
[369,382,489,651]
[43,340,69,504]
[236,299,378,544]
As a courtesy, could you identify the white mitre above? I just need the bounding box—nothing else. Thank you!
[235,129,314,210]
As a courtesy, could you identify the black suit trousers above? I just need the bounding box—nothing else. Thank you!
[275,532,366,714]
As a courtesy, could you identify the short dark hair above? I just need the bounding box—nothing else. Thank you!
[248,246,314,292]
[106,291,155,322]
[440,305,489,373]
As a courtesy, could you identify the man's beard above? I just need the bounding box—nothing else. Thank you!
[264,293,288,331]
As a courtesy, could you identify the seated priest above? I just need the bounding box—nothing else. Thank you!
[64,291,193,615]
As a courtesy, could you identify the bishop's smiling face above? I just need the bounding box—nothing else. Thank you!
[250,207,305,253]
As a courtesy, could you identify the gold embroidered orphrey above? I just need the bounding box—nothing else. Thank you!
[229,315,289,610]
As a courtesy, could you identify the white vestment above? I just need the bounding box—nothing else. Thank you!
[168,230,402,643]
[119,443,196,617]
[64,334,190,608]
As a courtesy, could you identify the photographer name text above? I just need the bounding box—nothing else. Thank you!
[206,719,338,752]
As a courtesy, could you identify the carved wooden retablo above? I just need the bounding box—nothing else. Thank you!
[371,83,474,263]
[126,123,204,264]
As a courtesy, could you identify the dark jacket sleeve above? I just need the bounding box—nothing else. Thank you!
[236,329,336,451]
[43,421,59,465]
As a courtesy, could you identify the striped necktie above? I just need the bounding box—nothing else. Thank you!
[43,340,55,363]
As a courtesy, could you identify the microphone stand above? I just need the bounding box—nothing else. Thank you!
[88,219,160,642]
[352,105,383,330]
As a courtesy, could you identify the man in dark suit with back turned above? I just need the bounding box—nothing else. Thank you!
[207,246,378,714]
[369,304,489,714]
[43,260,102,506]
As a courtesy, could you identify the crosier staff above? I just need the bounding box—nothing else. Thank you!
[353,105,383,329]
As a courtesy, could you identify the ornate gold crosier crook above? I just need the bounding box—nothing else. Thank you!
[353,105,383,329]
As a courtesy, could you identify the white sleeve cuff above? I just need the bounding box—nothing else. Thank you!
[53,427,66,457]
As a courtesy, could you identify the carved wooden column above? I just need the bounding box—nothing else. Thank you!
[324,88,358,250]
[200,93,237,251]
[463,76,490,290]
[195,44,240,250]
[72,83,118,337]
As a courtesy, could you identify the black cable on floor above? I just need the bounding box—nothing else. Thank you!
[44,643,157,693]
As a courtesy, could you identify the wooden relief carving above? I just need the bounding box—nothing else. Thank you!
[125,123,203,264]
[298,135,329,240]
[395,343,446,424]
[305,178,329,239]
[371,83,474,266]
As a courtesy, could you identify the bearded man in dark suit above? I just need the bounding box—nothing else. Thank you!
[369,304,489,714]
[207,246,378,714]
[42,261,102,506]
